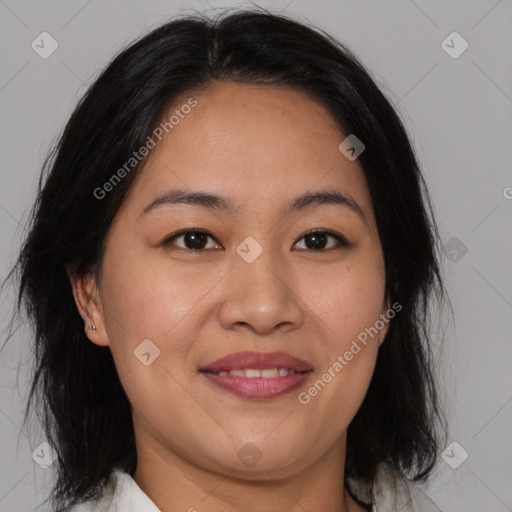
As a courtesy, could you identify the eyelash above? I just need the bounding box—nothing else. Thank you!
[161,228,351,252]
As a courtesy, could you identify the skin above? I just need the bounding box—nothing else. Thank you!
[69,81,391,512]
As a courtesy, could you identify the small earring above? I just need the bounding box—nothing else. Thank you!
[89,324,96,331]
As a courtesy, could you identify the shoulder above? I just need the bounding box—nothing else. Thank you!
[67,469,160,512]
[347,464,443,512]
[66,477,115,512]
[65,469,125,511]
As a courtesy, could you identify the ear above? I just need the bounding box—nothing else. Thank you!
[66,265,109,347]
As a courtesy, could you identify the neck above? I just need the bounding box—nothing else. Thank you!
[132,428,368,512]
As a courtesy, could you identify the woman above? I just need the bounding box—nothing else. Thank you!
[8,7,449,511]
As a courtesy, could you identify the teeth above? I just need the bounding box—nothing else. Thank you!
[214,368,295,378]
[230,369,248,377]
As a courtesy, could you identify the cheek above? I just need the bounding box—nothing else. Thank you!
[294,257,384,411]
[99,246,231,388]
[101,247,206,338]
[99,256,206,421]
[302,257,386,348]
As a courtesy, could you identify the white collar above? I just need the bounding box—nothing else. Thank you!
[346,464,443,511]
[86,469,160,512]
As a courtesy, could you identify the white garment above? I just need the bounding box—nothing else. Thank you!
[346,465,443,511]
[69,464,442,512]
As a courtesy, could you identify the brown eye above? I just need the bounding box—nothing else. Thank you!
[162,229,222,251]
[293,230,350,251]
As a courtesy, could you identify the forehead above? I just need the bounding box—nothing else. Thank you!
[125,81,373,220]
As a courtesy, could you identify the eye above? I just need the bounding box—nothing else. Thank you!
[161,228,351,252]
[162,229,222,251]
[293,230,351,251]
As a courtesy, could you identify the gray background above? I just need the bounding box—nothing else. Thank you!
[1,0,511,510]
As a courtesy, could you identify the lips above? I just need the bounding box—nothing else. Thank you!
[199,351,313,400]
[199,350,313,373]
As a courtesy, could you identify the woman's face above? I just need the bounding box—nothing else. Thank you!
[77,81,389,479]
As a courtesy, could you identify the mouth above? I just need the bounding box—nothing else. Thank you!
[199,351,313,400]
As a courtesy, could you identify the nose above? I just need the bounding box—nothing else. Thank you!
[217,248,305,335]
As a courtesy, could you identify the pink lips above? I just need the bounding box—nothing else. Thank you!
[199,350,313,400]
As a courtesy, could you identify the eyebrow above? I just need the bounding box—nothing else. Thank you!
[138,188,368,227]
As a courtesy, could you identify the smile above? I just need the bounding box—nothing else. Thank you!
[207,368,299,377]
[199,350,313,399]
[200,370,312,399]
